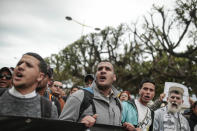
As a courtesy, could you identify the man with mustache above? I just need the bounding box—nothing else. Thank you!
[0,52,58,119]
[60,61,121,127]
[122,78,155,131]
[153,86,190,131]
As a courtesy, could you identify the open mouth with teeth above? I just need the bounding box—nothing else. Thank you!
[14,72,23,80]
[171,102,178,107]
[99,76,106,82]
[144,96,150,99]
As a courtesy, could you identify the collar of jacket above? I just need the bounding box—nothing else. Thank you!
[90,81,120,100]
[127,99,137,108]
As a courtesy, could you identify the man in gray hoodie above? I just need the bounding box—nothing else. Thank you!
[59,61,121,127]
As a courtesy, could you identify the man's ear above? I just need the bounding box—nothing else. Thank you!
[37,72,45,82]
[113,74,116,81]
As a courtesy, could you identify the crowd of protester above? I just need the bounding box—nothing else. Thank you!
[0,52,196,131]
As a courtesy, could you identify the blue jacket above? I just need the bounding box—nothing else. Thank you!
[122,99,138,126]
[121,99,154,131]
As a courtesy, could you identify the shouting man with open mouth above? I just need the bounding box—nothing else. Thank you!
[153,86,190,131]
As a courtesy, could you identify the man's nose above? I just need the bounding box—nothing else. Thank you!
[18,63,25,71]
[146,89,151,94]
[100,69,106,74]
[1,75,6,80]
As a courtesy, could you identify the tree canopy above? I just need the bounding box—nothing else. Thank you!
[46,0,197,97]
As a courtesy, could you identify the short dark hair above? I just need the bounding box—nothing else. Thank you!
[139,78,155,89]
[46,66,53,78]
[0,67,13,75]
[24,52,47,74]
[192,101,197,109]
[71,86,79,91]
[84,74,94,83]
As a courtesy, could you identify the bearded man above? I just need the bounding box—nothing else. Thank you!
[153,86,190,131]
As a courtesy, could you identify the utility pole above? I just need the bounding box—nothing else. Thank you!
[65,16,100,36]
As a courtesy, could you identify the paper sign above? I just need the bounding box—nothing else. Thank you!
[163,82,190,108]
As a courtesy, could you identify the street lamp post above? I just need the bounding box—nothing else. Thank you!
[65,16,101,32]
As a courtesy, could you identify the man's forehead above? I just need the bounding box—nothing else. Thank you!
[169,93,181,97]
[97,62,113,68]
[72,88,78,90]
[54,81,62,85]
[20,55,39,63]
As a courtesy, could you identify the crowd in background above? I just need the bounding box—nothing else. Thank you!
[0,52,196,131]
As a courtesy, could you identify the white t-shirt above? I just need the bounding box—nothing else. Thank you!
[135,99,152,131]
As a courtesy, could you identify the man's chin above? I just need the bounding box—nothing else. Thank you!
[168,103,182,113]
[0,84,7,88]
[97,84,110,91]
[97,81,105,86]
[13,82,25,89]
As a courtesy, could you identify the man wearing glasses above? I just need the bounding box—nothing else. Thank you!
[0,67,13,88]
[51,81,65,111]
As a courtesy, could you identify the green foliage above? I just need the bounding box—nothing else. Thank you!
[46,0,197,96]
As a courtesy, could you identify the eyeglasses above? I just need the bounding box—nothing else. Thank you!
[120,94,128,97]
[54,84,63,89]
[0,74,12,80]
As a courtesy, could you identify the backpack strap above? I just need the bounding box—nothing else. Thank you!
[0,88,7,96]
[77,87,96,121]
[148,108,154,131]
[40,96,52,118]
[115,97,122,111]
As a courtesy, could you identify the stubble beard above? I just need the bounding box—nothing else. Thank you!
[97,84,110,91]
[96,81,111,91]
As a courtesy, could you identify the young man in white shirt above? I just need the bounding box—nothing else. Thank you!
[122,78,156,131]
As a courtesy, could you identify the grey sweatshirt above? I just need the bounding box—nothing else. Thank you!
[59,83,122,126]
[0,90,58,119]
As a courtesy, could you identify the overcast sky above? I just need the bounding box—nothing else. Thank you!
[0,0,173,68]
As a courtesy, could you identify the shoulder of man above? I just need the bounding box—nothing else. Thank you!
[77,88,95,119]
[0,88,7,96]
[122,100,137,113]
[180,113,190,122]
[154,106,166,115]
[70,89,85,101]
[127,99,137,107]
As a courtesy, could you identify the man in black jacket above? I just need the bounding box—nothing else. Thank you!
[188,101,197,131]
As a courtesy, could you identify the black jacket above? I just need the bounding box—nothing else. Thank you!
[188,113,197,131]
